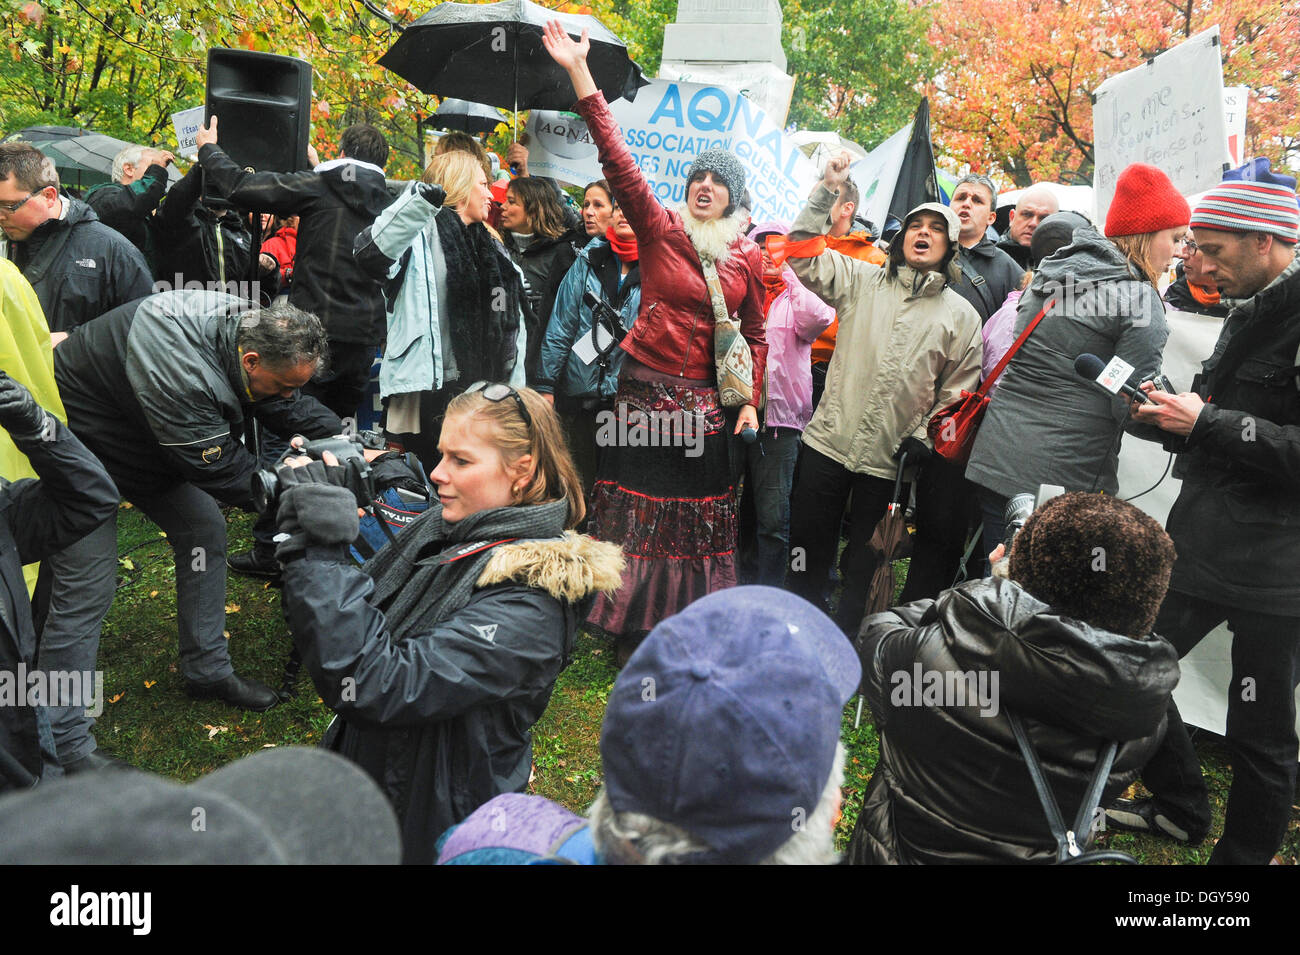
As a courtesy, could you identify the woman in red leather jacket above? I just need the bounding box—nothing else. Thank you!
[544,21,766,662]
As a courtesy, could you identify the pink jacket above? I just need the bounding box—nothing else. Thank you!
[762,264,835,432]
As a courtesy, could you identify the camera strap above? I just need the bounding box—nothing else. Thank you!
[434,538,520,566]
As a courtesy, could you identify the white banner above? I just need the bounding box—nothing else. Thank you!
[847,122,910,235]
[1222,85,1249,167]
[1092,27,1230,224]
[524,79,818,225]
[171,105,206,160]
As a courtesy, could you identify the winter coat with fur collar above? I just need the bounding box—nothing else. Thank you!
[281,527,623,864]
[575,92,766,395]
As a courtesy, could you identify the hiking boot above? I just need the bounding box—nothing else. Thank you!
[227,548,281,580]
[1105,797,1207,846]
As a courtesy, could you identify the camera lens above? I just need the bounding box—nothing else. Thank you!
[250,469,280,514]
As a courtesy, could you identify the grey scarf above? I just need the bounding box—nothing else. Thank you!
[365,497,570,639]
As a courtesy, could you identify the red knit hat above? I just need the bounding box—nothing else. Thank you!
[1104,163,1191,237]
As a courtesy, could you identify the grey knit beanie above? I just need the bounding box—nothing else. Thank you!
[686,149,747,217]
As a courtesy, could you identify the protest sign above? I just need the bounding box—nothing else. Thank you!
[1091,26,1230,224]
[1222,86,1248,167]
[525,79,818,224]
[171,105,206,160]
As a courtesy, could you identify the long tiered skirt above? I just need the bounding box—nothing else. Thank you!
[585,361,737,641]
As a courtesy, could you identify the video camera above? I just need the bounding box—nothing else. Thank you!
[250,430,387,515]
[1002,484,1066,553]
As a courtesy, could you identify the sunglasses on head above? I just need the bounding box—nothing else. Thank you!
[465,381,532,430]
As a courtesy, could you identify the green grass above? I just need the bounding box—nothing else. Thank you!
[98,506,1298,863]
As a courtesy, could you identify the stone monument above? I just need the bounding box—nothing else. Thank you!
[659,0,796,126]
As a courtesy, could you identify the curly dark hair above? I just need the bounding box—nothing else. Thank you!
[1008,491,1175,638]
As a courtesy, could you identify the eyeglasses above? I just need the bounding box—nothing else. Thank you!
[0,192,37,216]
[466,381,532,430]
[1176,237,1199,254]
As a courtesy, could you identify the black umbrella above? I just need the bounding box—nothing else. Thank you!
[854,452,914,728]
[380,0,648,138]
[429,98,508,135]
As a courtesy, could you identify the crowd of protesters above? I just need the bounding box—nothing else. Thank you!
[0,17,1297,866]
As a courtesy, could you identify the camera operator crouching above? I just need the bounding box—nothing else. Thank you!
[51,290,343,715]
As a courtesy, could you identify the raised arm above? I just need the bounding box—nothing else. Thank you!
[542,20,671,241]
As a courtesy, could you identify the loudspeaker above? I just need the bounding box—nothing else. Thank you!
[205,49,312,174]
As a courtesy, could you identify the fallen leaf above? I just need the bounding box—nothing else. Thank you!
[205,725,228,739]
[120,501,134,510]
[149,590,158,598]
[120,557,135,571]
[109,692,125,703]
[225,603,241,614]
[143,680,156,689]
[262,743,277,748]
[222,630,230,640]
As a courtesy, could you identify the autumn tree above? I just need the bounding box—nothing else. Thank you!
[0,0,439,179]
[927,0,1299,185]
[783,0,938,150]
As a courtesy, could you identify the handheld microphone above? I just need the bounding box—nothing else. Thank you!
[1073,353,1148,404]
[740,426,758,444]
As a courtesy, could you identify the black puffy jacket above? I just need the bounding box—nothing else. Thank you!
[847,578,1179,865]
[281,530,623,864]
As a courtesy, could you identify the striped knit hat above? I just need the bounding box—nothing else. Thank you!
[1190,159,1300,242]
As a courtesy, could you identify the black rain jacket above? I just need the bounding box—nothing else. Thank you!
[848,577,1179,865]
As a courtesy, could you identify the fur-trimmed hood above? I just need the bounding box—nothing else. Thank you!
[476,531,624,603]
[676,206,748,267]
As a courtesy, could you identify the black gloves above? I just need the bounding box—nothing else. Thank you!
[275,457,348,490]
[272,460,360,562]
[274,485,360,563]
[418,182,446,208]
[893,436,932,466]
[0,372,52,442]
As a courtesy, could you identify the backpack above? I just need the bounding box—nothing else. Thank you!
[435,793,597,865]
[349,451,433,563]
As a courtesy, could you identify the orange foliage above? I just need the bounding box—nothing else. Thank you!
[927,0,1299,185]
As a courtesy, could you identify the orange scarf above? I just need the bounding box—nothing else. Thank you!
[765,231,885,267]
[1188,280,1221,307]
